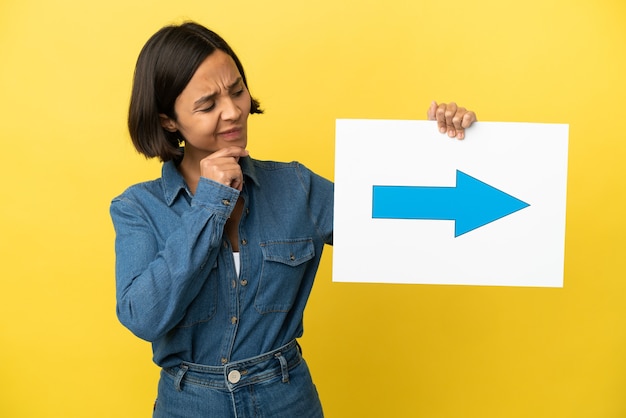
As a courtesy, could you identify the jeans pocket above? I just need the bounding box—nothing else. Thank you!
[255,238,315,314]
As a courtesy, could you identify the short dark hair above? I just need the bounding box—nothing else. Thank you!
[128,22,263,161]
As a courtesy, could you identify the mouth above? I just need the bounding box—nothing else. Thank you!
[218,127,243,141]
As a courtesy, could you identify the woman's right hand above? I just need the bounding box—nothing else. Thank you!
[199,146,249,191]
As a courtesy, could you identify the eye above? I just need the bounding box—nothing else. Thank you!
[232,88,245,97]
[199,103,216,112]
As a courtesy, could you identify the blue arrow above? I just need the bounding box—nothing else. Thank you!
[372,170,530,237]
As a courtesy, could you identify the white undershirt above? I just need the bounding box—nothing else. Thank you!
[233,252,241,277]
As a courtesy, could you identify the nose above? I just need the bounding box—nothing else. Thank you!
[221,97,242,121]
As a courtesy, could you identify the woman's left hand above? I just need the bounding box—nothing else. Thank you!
[427,101,477,140]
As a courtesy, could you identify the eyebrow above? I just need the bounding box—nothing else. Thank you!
[193,77,243,108]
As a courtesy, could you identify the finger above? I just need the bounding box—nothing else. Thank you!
[455,111,478,140]
[200,158,241,176]
[444,102,458,138]
[427,101,438,121]
[435,103,448,133]
[452,107,466,139]
[206,146,249,160]
[461,110,477,128]
[452,107,466,130]
[230,175,244,192]
[205,165,244,190]
[222,169,244,191]
[199,154,244,188]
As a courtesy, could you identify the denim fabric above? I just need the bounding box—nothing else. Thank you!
[110,156,333,368]
[153,340,323,418]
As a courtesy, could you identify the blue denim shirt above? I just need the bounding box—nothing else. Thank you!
[110,157,333,368]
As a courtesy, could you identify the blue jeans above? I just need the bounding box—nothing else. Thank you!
[153,340,324,417]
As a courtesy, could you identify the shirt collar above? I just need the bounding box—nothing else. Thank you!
[161,155,260,206]
[239,156,260,188]
[161,159,190,206]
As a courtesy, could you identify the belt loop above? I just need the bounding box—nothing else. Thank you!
[275,352,289,383]
[174,364,189,392]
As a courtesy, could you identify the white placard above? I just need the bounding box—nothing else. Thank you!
[333,120,569,287]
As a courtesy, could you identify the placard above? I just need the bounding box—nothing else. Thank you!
[333,120,569,287]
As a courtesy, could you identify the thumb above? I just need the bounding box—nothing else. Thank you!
[427,101,438,120]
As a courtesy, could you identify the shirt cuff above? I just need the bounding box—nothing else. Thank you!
[192,176,241,218]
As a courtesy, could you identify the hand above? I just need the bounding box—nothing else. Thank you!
[427,101,477,140]
[199,146,249,191]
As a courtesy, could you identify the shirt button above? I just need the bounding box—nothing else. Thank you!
[246,208,250,215]
[231,280,236,289]
[222,199,231,206]
[231,316,238,324]
[228,370,241,384]
[221,357,228,365]
[241,239,247,246]
[240,279,248,286]
[290,254,295,261]
[223,241,228,249]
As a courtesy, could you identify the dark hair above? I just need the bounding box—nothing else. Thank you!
[128,22,263,161]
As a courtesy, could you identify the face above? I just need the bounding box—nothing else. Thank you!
[160,50,251,158]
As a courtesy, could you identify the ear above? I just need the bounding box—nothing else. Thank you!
[159,114,178,132]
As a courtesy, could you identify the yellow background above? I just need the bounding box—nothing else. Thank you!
[1,0,625,417]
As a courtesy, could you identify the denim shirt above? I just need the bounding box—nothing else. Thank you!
[110,157,334,368]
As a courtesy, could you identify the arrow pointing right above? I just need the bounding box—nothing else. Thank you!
[372,170,530,237]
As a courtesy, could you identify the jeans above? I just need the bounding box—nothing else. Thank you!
[153,340,324,417]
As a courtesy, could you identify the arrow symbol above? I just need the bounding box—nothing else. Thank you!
[372,170,530,237]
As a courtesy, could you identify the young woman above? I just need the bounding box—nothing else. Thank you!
[111,21,476,418]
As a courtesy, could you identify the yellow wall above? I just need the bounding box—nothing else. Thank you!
[1,1,625,417]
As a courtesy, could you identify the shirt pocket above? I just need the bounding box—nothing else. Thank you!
[175,261,219,328]
[255,238,315,314]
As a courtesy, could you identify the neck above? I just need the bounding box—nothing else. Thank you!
[178,150,206,195]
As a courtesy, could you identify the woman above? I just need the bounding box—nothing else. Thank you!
[111,21,476,417]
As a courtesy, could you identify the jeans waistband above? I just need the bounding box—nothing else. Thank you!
[163,339,301,392]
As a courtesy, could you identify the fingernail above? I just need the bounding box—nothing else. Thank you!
[440,127,446,133]
[448,129,455,137]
